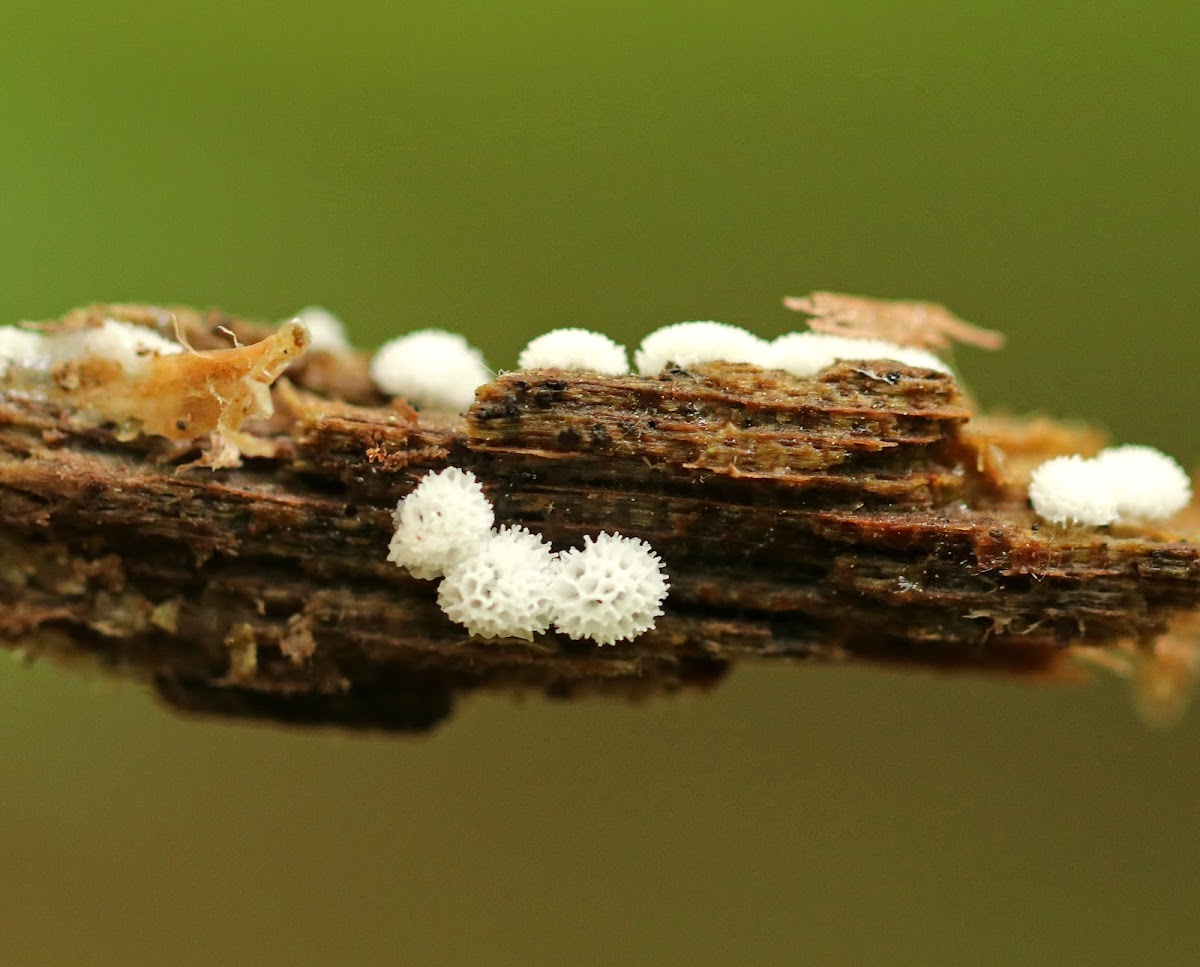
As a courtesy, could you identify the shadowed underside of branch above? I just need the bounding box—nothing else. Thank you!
[1,304,1198,732]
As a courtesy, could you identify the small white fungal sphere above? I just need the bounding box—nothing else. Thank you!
[0,326,49,377]
[1028,455,1118,527]
[437,526,556,641]
[369,328,491,412]
[770,331,950,378]
[634,321,770,376]
[387,467,495,580]
[1094,445,1192,522]
[516,328,629,375]
[291,306,349,354]
[1028,445,1192,528]
[550,532,670,645]
[51,319,183,375]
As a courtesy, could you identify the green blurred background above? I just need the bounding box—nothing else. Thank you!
[1,2,1198,964]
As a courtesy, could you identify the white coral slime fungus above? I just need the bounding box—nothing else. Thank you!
[550,532,669,646]
[1028,455,1117,526]
[1028,445,1191,527]
[369,329,490,412]
[437,526,556,641]
[1093,445,1192,521]
[770,331,950,377]
[51,319,183,375]
[634,321,770,376]
[290,306,348,354]
[517,327,629,375]
[387,467,495,580]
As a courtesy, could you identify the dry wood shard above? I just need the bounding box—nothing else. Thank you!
[1,305,1197,732]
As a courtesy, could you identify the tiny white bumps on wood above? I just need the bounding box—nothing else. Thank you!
[1028,455,1118,526]
[437,526,556,641]
[387,467,495,580]
[770,331,950,378]
[1029,446,1191,527]
[1093,445,1191,522]
[550,532,670,646]
[517,328,629,375]
[370,329,490,412]
[634,321,770,375]
[386,469,672,645]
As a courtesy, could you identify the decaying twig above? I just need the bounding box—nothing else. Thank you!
[1,304,1196,732]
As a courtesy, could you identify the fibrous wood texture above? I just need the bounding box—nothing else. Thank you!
[1,305,1197,731]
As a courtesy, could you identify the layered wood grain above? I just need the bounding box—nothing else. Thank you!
[1,305,1196,731]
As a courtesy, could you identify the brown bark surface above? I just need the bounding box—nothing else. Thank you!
[2,305,1198,732]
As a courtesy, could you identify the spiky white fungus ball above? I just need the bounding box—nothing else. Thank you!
[388,467,495,579]
[550,532,669,645]
[516,328,629,375]
[634,321,770,376]
[770,331,950,377]
[369,328,490,412]
[0,326,49,377]
[291,306,348,354]
[1028,455,1118,527]
[1094,445,1192,521]
[437,525,556,640]
[50,319,183,375]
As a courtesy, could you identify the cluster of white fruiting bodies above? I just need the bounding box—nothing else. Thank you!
[1029,446,1191,527]
[517,320,949,379]
[369,329,491,412]
[365,318,953,415]
[634,321,949,377]
[388,467,669,645]
[366,318,1192,532]
[7,308,1190,535]
[372,320,948,643]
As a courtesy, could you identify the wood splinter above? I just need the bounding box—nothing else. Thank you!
[0,302,1197,733]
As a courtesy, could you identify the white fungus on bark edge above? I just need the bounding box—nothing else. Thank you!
[634,321,770,375]
[517,328,629,375]
[550,532,670,646]
[1029,446,1191,527]
[387,467,495,580]
[1093,445,1192,521]
[369,329,490,412]
[770,331,950,377]
[387,469,671,645]
[1027,455,1118,526]
[437,526,556,641]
